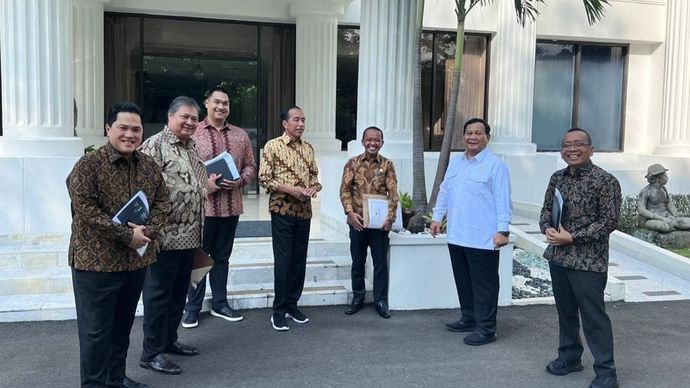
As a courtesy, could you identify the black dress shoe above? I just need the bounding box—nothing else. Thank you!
[375,301,391,319]
[589,376,619,388]
[164,340,199,356]
[445,319,476,333]
[345,301,364,315]
[139,354,181,375]
[106,376,150,388]
[546,358,584,376]
[463,332,497,346]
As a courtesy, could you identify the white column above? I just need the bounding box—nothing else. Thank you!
[73,0,108,148]
[351,0,416,191]
[0,0,83,157]
[487,0,537,155]
[290,0,351,154]
[654,0,690,157]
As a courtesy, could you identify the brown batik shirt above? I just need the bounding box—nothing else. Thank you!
[340,153,399,223]
[139,126,206,250]
[539,162,622,273]
[193,118,257,217]
[258,133,321,219]
[67,142,171,272]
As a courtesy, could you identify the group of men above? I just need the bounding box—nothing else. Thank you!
[67,84,621,388]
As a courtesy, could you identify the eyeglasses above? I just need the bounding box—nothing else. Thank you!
[561,142,590,150]
[174,113,199,123]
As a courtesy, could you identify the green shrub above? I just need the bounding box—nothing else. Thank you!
[618,193,690,234]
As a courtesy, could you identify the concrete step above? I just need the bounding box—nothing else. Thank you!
[0,267,73,295]
[0,242,69,270]
[0,280,372,323]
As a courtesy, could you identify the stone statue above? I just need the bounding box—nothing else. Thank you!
[637,163,690,232]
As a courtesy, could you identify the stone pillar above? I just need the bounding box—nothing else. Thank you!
[73,0,108,148]
[0,0,83,157]
[487,0,537,155]
[351,0,416,191]
[654,0,690,157]
[290,0,351,154]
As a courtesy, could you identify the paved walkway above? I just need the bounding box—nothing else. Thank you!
[1,302,689,387]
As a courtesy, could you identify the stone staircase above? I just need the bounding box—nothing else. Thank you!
[0,236,363,322]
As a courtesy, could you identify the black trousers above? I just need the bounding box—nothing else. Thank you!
[186,216,239,313]
[549,262,616,378]
[72,267,146,388]
[141,248,194,361]
[349,225,390,303]
[448,244,500,336]
[271,213,311,315]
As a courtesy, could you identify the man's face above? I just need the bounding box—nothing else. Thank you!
[560,130,593,168]
[463,122,489,157]
[106,112,143,156]
[168,105,199,140]
[361,128,383,158]
[282,108,305,140]
[205,91,230,124]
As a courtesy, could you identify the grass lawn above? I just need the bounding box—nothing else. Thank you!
[670,248,690,258]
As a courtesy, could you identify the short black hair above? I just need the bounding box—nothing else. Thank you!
[362,126,384,140]
[280,106,303,122]
[463,118,490,136]
[564,127,592,145]
[204,86,230,101]
[106,102,142,127]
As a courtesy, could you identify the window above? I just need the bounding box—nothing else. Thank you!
[532,42,627,151]
[335,28,489,151]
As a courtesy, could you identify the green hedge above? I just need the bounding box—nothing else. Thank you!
[618,194,690,234]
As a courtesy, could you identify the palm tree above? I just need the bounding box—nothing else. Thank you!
[411,0,428,216]
[415,0,610,214]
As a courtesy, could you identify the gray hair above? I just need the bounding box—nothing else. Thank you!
[168,96,200,116]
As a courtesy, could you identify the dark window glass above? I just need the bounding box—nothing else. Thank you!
[104,15,142,119]
[336,28,359,150]
[532,41,626,151]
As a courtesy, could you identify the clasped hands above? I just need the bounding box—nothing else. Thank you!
[127,222,150,250]
[544,227,573,246]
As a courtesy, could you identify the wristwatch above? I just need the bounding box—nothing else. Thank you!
[498,231,510,237]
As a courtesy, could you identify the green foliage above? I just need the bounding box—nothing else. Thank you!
[399,192,414,212]
[670,248,690,259]
[618,194,690,234]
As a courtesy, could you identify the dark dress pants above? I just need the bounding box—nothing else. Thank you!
[549,262,616,378]
[271,213,311,316]
[448,244,500,336]
[349,225,390,303]
[141,248,194,361]
[186,216,239,313]
[72,267,146,388]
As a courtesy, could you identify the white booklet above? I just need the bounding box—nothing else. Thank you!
[552,188,564,231]
[112,190,150,256]
[204,151,240,183]
[362,194,403,231]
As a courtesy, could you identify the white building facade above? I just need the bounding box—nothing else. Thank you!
[1,0,689,241]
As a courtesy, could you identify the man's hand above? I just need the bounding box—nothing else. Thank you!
[382,220,392,232]
[545,227,573,246]
[347,211,365,231]
[127,222,151,249]
[219,178,241,191]
[304,187,318,198]
[493,233,509,249]
[430,221,442,237]
[207,174,222,194]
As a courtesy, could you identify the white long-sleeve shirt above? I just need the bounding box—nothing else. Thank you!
[432,147,512,250]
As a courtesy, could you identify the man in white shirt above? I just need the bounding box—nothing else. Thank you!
[431,118,512,346]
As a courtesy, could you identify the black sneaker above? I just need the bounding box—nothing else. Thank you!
[271,313,289,331]
[210,306,244,322]
[181,311,198,329]
[286,309,309,323]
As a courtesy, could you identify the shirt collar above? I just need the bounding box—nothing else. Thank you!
[162,125,195,147]
[356,152,383,164]
[201,117,230,132]
[105,142,138,164]
[279,132,301,145]
[564,161,594,177]
[462,146,489,163]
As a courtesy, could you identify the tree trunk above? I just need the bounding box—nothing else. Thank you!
[411,0,428,215]
[428,18,465,212]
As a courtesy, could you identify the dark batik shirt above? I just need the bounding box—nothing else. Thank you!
[539,162,621,273]
[258,133,321,219]
[339,153,399,223]
[67,142,171,272]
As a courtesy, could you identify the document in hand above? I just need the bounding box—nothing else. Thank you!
[362,194,403,231]
[190,248,214,289]
[552,188,564,231]
[204,151,240,184]
[112,190,149,256]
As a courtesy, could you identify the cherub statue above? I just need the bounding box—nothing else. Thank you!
[637,163,690,232]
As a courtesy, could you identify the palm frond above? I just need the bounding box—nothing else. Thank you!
[582,0,610,25]
[513,0,545,26]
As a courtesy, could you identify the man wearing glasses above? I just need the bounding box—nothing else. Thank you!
[138,96,208,375]
[539,128,622,388]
